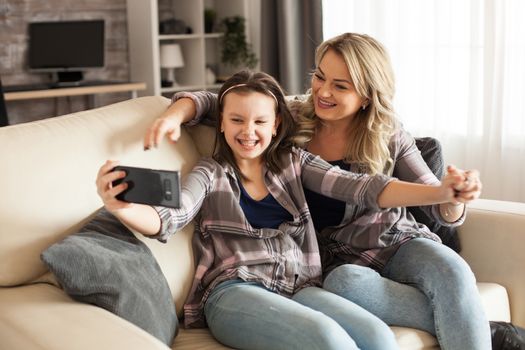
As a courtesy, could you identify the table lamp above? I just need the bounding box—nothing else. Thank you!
[160,43,185,87]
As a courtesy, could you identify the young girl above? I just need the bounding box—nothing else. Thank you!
[97,71,472,350]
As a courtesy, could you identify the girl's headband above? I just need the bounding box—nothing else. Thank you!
[219,83,279,105]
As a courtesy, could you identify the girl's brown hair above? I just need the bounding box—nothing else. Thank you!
[214,70,296,178]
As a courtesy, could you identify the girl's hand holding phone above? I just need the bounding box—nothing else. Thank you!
[95,160,133,213]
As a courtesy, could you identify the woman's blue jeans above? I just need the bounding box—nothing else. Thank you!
[323,238,491,350]
[204,279,399,350]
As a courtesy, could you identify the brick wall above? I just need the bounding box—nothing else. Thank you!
[0,0,131,124]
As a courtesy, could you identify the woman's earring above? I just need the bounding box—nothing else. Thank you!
[362,104,367,110]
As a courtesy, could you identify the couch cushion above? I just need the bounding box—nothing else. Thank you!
[173,328,232,349]
[171,327,439,350]
[41,208,178,345]
[391,327,439,350]
[477,282,511,322]
[0,284,169,350]
[460,199,525,328]
[186,124,217,157]
[0,96,200,298]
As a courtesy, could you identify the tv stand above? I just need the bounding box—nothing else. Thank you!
[54,71,84,86]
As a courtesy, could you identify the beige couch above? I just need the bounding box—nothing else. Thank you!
[1,96,524,350]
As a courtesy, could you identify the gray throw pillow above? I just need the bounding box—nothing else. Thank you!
[409,137,460,252]
[41,209,178,345]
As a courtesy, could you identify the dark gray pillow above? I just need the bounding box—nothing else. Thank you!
[41,209,178,345]
[409,137,460,252]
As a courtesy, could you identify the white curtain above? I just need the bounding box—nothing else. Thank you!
[323,0,525,203]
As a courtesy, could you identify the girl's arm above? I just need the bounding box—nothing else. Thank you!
[95,160,162,235]
[96,159,212,241]
[143,97,197,149]
[143,91,218,149]
[143,92,305,150]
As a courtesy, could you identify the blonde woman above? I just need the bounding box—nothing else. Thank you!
[144,33,490,349]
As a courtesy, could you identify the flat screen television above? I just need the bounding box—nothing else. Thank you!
[28,20,105,85]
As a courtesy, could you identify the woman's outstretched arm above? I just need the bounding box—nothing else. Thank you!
[378,165,481,209]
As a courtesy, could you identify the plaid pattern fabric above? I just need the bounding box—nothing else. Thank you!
[152,148,392,328]
[173,91,465,272]
[316,127,465,272]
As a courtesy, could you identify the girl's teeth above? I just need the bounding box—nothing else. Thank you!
[240,140,257,146]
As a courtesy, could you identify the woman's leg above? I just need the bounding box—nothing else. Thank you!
[204,280,359,350]
[292,286,399,350]
[323,264,436,334]
[382,238,491,350]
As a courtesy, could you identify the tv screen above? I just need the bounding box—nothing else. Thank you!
[28,20,105,71]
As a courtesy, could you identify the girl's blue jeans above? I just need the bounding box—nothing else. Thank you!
[323,237,491,350]
[204,279,399,350]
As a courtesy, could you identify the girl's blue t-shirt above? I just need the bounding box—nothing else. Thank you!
[239,181,293,229]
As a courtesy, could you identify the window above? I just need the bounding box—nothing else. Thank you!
[322,0,525,201]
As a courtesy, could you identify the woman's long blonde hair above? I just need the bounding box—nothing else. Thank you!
[292,33,398,175]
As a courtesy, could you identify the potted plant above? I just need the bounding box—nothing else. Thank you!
[220,16,258,69]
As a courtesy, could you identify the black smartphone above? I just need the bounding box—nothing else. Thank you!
[112,166,180,208]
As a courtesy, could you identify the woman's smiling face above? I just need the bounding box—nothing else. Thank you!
[311,48,367,124]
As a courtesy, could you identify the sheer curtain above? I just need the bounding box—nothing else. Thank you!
[323,0,525,202]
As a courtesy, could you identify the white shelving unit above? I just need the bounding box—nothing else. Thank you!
[126,0,258,97]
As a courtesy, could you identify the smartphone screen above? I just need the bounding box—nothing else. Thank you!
[112,166,180,208]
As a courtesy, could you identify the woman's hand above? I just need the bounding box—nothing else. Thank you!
[438,165,481,222]
[443,165,482,204]
[95,160,133,213]
[439,165,465,204]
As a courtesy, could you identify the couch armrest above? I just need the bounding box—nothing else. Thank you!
[0,284,170,350]
[459,198,525,328]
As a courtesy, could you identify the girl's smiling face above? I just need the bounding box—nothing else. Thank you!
[220,91,280,165]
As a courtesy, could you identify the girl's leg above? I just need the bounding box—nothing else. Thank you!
[292,286,399,350]
[204,280,359,350]
[323,264,436,334]
[382,238,491,350]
